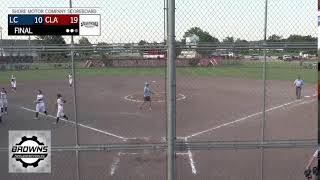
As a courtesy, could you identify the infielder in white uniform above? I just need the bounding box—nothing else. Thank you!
[68,74,73,87]
[11,75,16,92]
[56,93,68,123]
[0,88,8,115]
[34,90,48,119]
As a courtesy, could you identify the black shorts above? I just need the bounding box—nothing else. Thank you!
[144,96,151,102]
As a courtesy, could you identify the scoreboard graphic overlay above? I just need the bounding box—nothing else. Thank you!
[8,8,100,36]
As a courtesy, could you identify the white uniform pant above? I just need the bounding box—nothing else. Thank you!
[36,102,46,113]
[56,106,65,118]
[0,99,8,108]
[11,82,16,88]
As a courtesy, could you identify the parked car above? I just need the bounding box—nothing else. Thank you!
[250,54,259,60]
[282,55,293,61]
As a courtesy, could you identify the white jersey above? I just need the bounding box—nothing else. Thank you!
[69,75,73,84]
[0,91,8,107]
[57,98,65,108]
[56,98,65,117]
[36,94,44,103]
[36,94,46,113]
[11,78,16,87]
[294,79,303,87]
[0,91,7,100]
[11,75,16,82]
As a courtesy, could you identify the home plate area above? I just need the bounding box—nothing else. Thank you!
[110,137,196,176]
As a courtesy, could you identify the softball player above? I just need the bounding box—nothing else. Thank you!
[0,88,8,114]
[34,90,48,119]
[11,75,16,92]
[139,82,154,111]
[68,74,73,87]
[56,93,68,123]
[293,76,304,99]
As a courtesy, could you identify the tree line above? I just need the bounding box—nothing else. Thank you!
[35,26,316,61]
[36,26,317,46]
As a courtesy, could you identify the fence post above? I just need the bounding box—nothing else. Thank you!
[261,0,269,180]
[69,1,80,180]
[167,0,176,180]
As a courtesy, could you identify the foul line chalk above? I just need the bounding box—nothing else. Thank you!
[21,106,127,141]
[110,152,121,176]
[188,150,197,175]
[186,98,313,139]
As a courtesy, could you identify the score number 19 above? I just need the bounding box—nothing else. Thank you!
[70,16,78,24]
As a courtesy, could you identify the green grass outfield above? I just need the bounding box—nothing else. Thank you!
[0,62,316,84]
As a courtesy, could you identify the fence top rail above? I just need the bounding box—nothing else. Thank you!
[0,139,316,152]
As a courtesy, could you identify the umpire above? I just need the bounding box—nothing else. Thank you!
[293,76,304,99]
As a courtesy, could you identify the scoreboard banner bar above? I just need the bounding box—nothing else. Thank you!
[7,8,100,36]
[8,25,79,35]
[8,14,80,26]
[9,7,99,15]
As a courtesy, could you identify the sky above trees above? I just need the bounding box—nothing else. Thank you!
[0,0,316,43]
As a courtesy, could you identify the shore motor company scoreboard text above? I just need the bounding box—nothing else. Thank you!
[8,8,100,36]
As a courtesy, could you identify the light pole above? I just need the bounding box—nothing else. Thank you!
[261,1,268,180]
[167,0,176,180]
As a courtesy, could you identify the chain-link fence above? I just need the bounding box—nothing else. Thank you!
[0,0,318,180]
